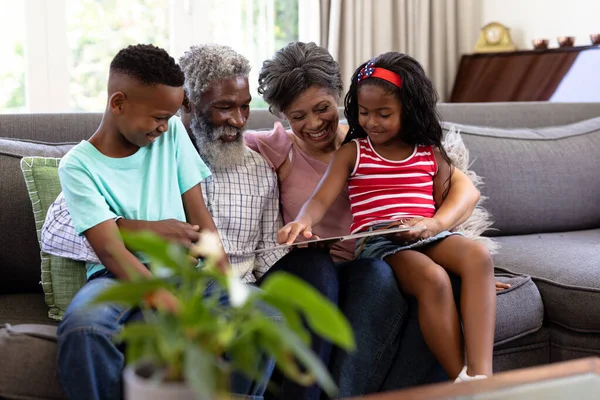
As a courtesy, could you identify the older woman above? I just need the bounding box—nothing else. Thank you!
[246,42,486,396]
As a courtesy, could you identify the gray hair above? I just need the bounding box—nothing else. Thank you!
[258,42,343,116]
[179,44,251,105]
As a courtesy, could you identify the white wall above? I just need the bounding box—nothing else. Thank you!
[480,0,600,50]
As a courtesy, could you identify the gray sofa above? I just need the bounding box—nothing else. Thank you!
[1,102,599,399]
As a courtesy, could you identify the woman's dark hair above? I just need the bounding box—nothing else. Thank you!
[344,52,453,198]
[258,42,343,116]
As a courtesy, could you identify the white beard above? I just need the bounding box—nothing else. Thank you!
[189,117,246,168]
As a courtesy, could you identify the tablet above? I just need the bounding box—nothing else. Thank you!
[254,225,426,254]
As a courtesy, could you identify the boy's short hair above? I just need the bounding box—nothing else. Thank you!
[110,44,184,87]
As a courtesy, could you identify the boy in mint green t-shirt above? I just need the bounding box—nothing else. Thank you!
[60,115,211,280]
[58,46,218,286]
[55,44,226,400]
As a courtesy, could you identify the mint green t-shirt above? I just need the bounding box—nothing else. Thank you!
[58,116,211,279]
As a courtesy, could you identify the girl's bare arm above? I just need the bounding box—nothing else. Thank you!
[432,148,480,231]
[277,142,357,244]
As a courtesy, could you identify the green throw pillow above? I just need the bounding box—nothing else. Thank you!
[20,157,86,321]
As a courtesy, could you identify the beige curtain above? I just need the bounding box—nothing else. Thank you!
[320,0,481,101]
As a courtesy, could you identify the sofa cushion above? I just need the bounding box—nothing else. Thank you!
[0,324,65,400]
[442,117,600,236]
[494,229,600,333]
[493,327,550,372]
[549,324,600,362]
[549,323,600,362]
[494,273,544,345]
[0,293,56,325]
[20,157,86,321]
[442,126,498,253]
[0,138,76,295]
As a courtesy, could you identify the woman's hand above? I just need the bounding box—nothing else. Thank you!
[277,220,313,245]
[386,217,443,244]
[496,281,511,291]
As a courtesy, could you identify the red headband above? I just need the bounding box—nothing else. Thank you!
[356,60,403,88]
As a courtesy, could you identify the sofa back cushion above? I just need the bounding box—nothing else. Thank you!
[20,157,87,320]
[442,117,600,236]
[0,138,75,294]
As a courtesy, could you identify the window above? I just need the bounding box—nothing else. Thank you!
[2,0,310,113]
[66,0,170,111]
[0,3,26,113]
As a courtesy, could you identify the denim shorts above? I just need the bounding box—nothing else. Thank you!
[356,223,462,260]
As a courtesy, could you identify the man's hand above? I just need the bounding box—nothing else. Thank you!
[386,217,443,244]
[144,288,181,314]
[496,281,511,291]
[277,220,313,245]
[120,219,200,248]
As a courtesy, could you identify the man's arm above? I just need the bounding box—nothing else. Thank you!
[254,170,289,279]
[42,193,101,264]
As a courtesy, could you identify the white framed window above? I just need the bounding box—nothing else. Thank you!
[0,1,27,113]
[1,0,316,114]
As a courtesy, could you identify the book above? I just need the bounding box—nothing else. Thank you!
[253,225,427,254]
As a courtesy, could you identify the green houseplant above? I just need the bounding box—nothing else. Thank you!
[93,230,355,400]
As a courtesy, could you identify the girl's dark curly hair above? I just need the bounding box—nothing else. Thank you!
[344,52,453,198]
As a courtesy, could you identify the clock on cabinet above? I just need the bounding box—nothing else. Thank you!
[474,22,517,53]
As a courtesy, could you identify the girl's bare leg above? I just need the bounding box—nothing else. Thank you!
[423,235,496,377]
[385,250,464,379]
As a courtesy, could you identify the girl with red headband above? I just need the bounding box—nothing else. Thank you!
[278,52,496,383]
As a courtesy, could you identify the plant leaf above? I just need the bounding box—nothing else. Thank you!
[90,279,171,306]
[261,294,311,344]
[227,331,261,379]
[120,229,189,271]
[118,321,160,341]
[260,273,355,351]
[257,335,314,387]
[251,317,338,397]
[184,342,219,400]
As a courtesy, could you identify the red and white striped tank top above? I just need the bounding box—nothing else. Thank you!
[348,138,438,233]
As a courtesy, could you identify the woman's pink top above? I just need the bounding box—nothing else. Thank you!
[245,122,355,262]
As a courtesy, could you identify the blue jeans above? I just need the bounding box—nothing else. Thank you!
[57,273,277,400]
[257,248,338,400]
[330,257,461,396]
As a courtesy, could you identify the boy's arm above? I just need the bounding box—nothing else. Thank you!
[83,220,152,280]
[171,117,216,233]
[172,117,228,269]
[41,192,202,261]
[278,142,356,245]
[181,183,219,234]
[116,218,201,247]
[182,183,229,272]
[58,164,152,280]
[85,221,179,311]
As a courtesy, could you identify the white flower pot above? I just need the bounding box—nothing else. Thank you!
[123,363,245,400]
[123,363,196,400]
